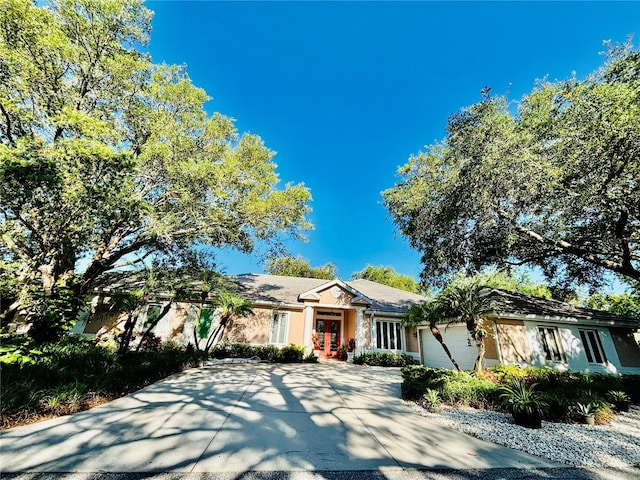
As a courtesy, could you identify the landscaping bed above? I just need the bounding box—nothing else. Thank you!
[0,336,313,429]
[401,364,639,425]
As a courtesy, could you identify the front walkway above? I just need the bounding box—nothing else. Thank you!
[1,363,562,474]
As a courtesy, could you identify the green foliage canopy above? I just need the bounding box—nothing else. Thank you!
[448,268,552,299]
[584,286,640,319]
[0,0,311,329]
[383,42,640,289]
[350,264,422,294]
[264,255,336,280]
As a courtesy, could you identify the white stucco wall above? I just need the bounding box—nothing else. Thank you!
[522,321,639,375]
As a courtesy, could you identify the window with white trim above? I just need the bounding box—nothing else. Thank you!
[269,312,289,345]
[579,329,607,364]
[537,326,565,362]
[375,320,402,351]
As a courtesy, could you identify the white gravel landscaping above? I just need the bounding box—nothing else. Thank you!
[409,402,640,469]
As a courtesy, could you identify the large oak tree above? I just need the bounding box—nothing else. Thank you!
[383,41,639,289]
[0,0,311,335]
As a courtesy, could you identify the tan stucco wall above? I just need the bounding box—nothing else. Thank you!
[168,303,189,339]
[287,309,306,345]
[84,311,126,335]
[484,323,498,360]
[610,328,640,368]
[405,326,419,353]
[224,307,305,345]
[225,307,271,344]
[344,309,356,340]
[317,287,354,306]
[363,313,372,349]
[495,319,532,363]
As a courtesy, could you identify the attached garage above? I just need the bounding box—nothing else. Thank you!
[420,324,479,370]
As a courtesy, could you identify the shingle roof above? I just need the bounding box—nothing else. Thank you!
[347,278,428,313]
[484,288,639,326]
[94,271,427,314]
[228,274,428,313]
[93,271,637,326]
[227,274,328,305]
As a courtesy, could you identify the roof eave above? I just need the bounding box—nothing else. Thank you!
[489,312,640,329]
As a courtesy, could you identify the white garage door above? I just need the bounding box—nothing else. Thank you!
[421,325,478,370]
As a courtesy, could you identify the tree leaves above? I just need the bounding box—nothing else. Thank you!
[0,0,311,331]
[383,41,640,289]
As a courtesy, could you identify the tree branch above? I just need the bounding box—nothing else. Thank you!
[0,102,15,146]
[614,210,633,271]
[496,207,639,280]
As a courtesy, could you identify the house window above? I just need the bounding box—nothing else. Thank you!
[269,312,289,345]
[579,329,607,364]
[144,304,162,329]
[537,327,564,362]
[197,308,216,339]
[375,320,402,351]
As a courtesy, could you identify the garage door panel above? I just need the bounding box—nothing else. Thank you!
[421,325,478,370]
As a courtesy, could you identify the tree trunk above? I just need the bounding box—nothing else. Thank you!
[473,335,486,373]
[191,290,210,351]
[204,316,229,354]
[135,302,173,352]
[430,325,461,371]
[118,311,139,357]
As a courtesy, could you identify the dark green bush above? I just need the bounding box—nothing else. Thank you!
[280,344,305,363]
[354,352,418,368]
[1,336,206,423]
[440,371,499,408]
[209,342,307,363]
[400,365,454,399]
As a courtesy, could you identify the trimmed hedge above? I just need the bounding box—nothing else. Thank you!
[209,342,311,363]
[353,351,418,367]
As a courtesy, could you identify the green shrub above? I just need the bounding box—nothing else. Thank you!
[0,334,42,366]
[255,345,281,362]
[422,388,442,413]
[440,371,499,408]
[354,352,418,367]
[499,377,548,428]
[400,365,455,399]
[402,363,636,424]
[489,364,530,382]
[280,344,305,363]
[209,342,307,363]
[1,337,206,424]
[499,377,548,418]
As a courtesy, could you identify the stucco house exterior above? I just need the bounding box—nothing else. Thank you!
[78,273,640,374]
[77,273,427,359]
[420,288,640,375]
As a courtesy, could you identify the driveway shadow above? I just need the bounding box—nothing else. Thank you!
[1,363,564,475]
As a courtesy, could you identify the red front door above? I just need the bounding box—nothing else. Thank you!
[316,320,340,356]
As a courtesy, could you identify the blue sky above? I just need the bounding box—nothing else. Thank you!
[146,1,639,284]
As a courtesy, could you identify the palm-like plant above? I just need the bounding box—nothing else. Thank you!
[435,283,493,373]
[499,377,548,429]
[92,289,147,356]
[203,291,254,354]
[404,301,461,371]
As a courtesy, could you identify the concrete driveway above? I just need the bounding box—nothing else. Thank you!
[1,362,562,474]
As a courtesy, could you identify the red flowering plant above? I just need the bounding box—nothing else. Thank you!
[311,331,320,350]
[346,338,356,352]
